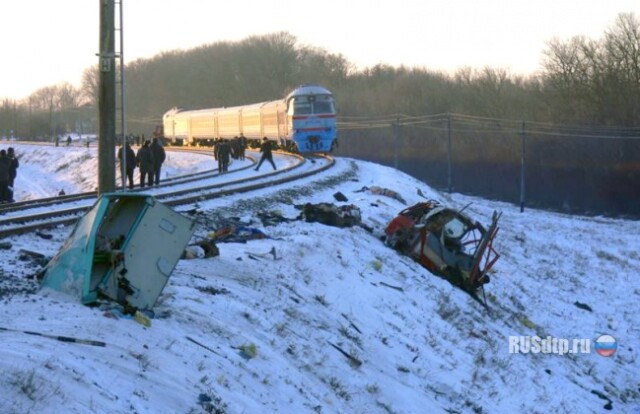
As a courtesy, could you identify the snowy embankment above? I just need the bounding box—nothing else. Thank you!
[0,144,638,413]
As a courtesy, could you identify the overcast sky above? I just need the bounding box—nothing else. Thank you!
[2,0,638,99]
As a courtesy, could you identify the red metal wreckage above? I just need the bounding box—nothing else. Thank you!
[384,201,501,301]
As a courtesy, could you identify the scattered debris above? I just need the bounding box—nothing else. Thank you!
[574,301,593,312]
[379,281,404,292]
[327,340,362,368]
[590,389,613,411]
[0,273,38,298]
[134,310,152,327]
[183,245,204,259]
[187,336,224,357]
[209,226,267,243]
[245,246,279,260]
[183,239,220,259]
[333,191,348,202]
[0,326,106,347]
[35,231,53,240]
[384,201,501,300]
[18,249,48,266]
[196,286,230,296]
[197,392,228,414]
[341,313,362,334]
[356,186,406,204]
[256,210,293,226]
[296,203,362,228]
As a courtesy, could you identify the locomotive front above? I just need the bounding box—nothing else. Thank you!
[286,85,337,153]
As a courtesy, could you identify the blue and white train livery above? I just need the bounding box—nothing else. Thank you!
[162,84,337,154]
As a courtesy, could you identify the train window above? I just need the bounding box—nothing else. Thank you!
[313,101,334,114]
[291,97,312,115]
[289,95,335,115]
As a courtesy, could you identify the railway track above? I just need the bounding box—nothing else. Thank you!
[0,149,247,215]
[0,150,334,238]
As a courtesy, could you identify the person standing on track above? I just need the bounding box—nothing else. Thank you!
[136,141,155,188]
[0,149,11,203]
[150,137,166,185]
[7,147,18,202]
[117,142,137,190]
[254,137,277,171]
[217,140,231,173]
[238,133,247,160]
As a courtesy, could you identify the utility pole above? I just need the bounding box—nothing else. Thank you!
[117,0,127,191]
[447,115,452,194]
[393,115,400,170]
[519,120,526,213]
[98,0,116,194]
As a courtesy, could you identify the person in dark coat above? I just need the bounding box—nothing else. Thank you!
[238,134,247,160]
[117,143,137,190]
[216,141,231,173]
[213,139,222,172]
[231,136,239,160]
[255,137,276,171]
[7,147,18,202]
[149,137,166,185]
[136,141,155,188]
[0,150,11,203]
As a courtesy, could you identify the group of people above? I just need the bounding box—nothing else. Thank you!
[117,138,166,189]
[116,134,277,187]
[213,135,277,172]
[0,147,19,203]
[213,135,247,173]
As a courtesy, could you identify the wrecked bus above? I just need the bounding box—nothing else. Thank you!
[384,201,500,299]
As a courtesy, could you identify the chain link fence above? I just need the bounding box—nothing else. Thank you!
[336,114,640,218]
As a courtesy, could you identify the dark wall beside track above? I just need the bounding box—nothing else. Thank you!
[335,123,640,219]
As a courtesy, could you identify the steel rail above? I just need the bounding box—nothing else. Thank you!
[0,154,333,237]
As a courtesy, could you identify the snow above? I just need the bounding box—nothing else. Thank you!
[11,141,214,199]
[0,143,638,414]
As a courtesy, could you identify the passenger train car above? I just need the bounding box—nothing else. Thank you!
[162,84,337,154]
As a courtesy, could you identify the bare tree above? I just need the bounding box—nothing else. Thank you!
[81,66,100,107]
[602,12,640,124]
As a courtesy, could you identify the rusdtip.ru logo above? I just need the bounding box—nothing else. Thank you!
[594,334,617,357]
[508,334,617,357]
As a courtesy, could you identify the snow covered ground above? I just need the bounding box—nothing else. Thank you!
[7,142,214,200]
[0,143,638,414]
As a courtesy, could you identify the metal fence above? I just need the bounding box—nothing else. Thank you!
[336,113,640,218]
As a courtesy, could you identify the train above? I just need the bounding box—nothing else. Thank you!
[162,84,337,154]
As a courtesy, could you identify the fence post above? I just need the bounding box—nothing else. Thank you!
[520,120,526,212]
[447,115,452,194]
[393,115,400,170]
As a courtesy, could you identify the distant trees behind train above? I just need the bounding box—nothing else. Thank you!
[0,13,638,140]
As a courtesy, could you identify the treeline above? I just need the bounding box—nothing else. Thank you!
[1,13,639,139]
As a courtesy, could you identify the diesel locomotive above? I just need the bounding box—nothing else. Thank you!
[162,84,337,154]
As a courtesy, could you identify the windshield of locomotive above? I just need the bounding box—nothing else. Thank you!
[290,94,335,115]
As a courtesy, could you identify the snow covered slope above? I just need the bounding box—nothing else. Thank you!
[0,144,638,413]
